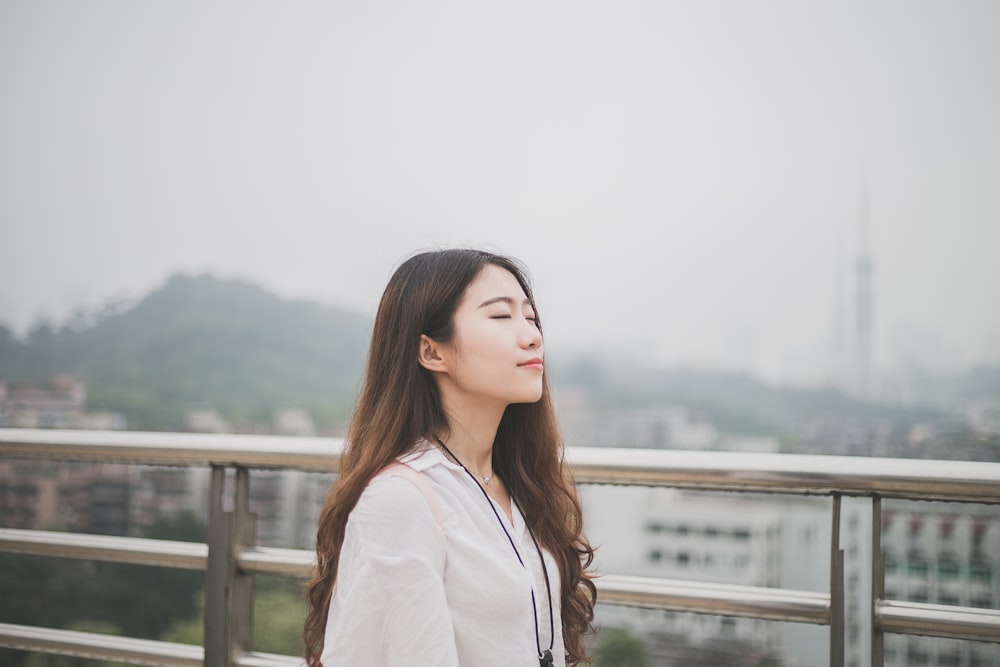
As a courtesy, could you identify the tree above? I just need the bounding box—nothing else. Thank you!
[594,628,651,667]
[83,512,205,639]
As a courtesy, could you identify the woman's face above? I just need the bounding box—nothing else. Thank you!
[435,264,544,408]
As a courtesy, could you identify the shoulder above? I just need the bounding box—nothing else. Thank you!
[354,470,437,523]
[339,471,446,562]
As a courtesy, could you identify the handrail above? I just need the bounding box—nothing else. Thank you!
[1,428,999,667]
[569,446,1000,503]
[0,528,207,570]
[0,622,205,667]
[0,623,304,667]
[876,600,1000,643]
[595,574,831,625]
[0,428,340,472]
[0,528,830,624]
[2,427,997,503]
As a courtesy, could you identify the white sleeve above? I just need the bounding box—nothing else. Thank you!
[320,475,458,667]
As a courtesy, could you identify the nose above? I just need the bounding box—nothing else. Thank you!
[520,318,542,349]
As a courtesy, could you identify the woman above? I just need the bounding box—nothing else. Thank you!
[304,248,596,666]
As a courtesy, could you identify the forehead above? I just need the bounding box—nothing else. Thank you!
[461,264,529,305]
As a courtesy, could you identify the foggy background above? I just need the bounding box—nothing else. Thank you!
[3,1,999,385]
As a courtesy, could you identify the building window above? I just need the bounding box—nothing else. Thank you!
[971,595,993,609]
[970,561,992,583]
[885,553,899,573]
[907,553,929,577]
[938,651,960,666]
[939,516,956,540]
[937,558,960,579]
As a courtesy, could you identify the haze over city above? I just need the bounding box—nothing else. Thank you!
[3,1,999,385]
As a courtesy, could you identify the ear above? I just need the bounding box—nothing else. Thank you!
[417,334,449,373]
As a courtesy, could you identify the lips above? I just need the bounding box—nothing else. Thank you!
[519,357,544,369]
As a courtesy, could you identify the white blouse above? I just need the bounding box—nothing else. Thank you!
[321,443,565,667]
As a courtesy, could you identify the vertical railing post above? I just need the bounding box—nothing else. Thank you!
[871,496,885,667]
[830,494,845,667]
[203,465,258,666]
[204,465,232,666]
[231,467,257,660]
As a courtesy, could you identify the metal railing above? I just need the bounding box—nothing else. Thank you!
[1,428,999,666]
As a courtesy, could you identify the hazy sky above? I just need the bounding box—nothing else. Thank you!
[2,1,999,385]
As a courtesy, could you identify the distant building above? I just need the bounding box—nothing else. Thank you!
[186,408,232,434]
[581,484,876,667]
[0,461,195,537]
[0,375,86,428]
[273,408,317,437]
[0,461,61,529]
[967,398,1000,438]
[0,375,124,429]
[609,406,720,450]
[881,502,1000,667]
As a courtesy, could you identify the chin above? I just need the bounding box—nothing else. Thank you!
[514,389,544,404]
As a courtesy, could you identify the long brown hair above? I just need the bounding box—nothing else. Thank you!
[304,248,596,665]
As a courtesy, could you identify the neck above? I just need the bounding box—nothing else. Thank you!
[435,387,506,476]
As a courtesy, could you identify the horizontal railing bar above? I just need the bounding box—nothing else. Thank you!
[0,528,836,628]
[3,428,999,503]
[237,546,315,577]
[235,650,306,667]
[0,428,341,472]
[595,574,831,625]
[0,528,207,570]
[0,622,204,667]
[877,599,1000,643]
[569,447,1000,504]
[239,548,832,625]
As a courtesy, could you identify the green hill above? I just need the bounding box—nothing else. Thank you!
[0,274,371,430]
[2,275,996,450]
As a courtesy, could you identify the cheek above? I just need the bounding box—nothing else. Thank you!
[454,323,504,358]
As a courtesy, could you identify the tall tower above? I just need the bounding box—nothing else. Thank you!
[831,223,848,388]
[854,184,875,396]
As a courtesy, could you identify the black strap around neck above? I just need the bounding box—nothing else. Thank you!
[433,435,555,664]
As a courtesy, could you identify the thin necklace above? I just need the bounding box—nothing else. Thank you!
[433,435,555,667]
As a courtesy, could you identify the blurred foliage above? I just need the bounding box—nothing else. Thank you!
[253,575,308,655]
[594,627,651,667]
[159,575,307,657]
[0,274,370,431]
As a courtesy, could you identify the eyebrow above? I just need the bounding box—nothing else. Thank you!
[477,296,533,309]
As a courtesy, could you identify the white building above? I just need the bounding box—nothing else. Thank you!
[880,501,1000,667]
[580,485,874,667]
